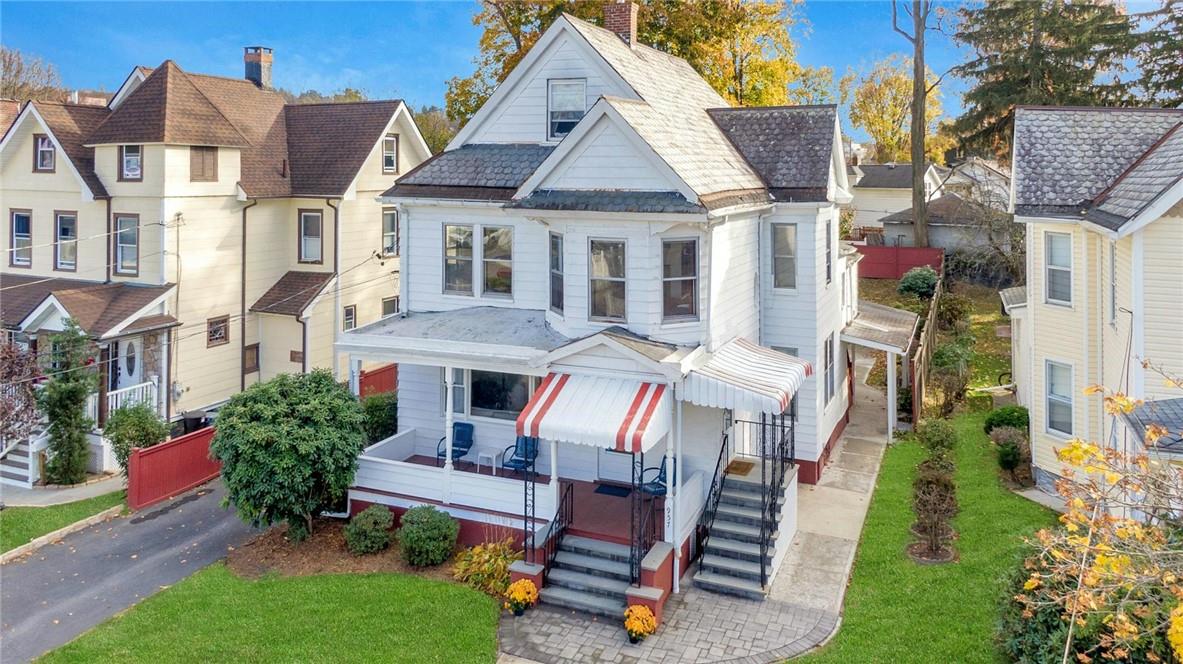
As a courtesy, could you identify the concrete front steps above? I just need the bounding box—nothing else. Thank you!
[693,475,785,600]
[0,440,34,487]
[539,535,630,618]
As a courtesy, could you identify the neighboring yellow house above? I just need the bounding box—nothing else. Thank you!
[1007,106,1183,487]
[0,48,429,475]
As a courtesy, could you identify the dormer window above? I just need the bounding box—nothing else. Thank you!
[120,145,143,181]
[33,135,55,172]
[382,134,399,173]
[548,79,585,140]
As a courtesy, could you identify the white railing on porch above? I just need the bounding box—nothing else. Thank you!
[355,427,557,522]
[85,379,160,426]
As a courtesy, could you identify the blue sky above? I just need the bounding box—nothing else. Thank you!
[1,1,971,140]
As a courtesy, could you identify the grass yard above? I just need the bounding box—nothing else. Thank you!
[0,491,125,553]
[799,413,1056,664]
[42,564,499,663]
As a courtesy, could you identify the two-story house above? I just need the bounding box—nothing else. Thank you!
[0,48,429,486]
[1005,106,1183,490]
[335,4,917,620]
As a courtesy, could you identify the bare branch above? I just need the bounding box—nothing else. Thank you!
[892,1,916,43]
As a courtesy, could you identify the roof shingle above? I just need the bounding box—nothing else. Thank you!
[250,271,334,316]
[30,101,111,198]
[708,105,836,192]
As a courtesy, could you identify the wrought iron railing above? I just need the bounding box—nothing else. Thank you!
[694,430,730,561]
[522,451,537,563]
[756,413,794,586]
[541,482,574,582]
[629,450,662,585]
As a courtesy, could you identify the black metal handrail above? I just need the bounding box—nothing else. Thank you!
[631,491,660,585]
[758,413,794,587]
[541,482,574,581]
[694,431,730,561]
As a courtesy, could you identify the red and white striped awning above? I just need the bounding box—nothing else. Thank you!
[516,373,672,453]
[682,338,813,414]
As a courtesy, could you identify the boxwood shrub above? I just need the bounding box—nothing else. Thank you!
[983,405,1029,434]
[344,505,394,555]
[397,505,459,566]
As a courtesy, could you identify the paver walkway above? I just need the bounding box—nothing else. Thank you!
[498,351,889,664]
[0,481,256,663]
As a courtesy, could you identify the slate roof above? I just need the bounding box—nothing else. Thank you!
[0,274,173,337]
[509,189,706,214]
[250,271,334,316]
[881,192,1008,227]
[1012,106,1183,219]
[1089,123,1183,229]
[849,163,915,189]
[388,143,555,195]
[29,101,112,198]
[1122,397,1183,456]
[708,105,837,196]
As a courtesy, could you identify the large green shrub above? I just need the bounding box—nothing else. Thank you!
[105,402,170,478]
[931,337,975,375]
[983,405,1029,434]
[916,419,957,458]
[38,320,99,485]
[344,505,394,555]
[361,392,398,443]
[210,370,366,541]
[397,505,459,567]
[897,266,939,299]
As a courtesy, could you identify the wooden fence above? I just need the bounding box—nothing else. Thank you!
[856,245,944,279]
[126,427,221,510]
[908,278,944,423]
[359,363,398,397]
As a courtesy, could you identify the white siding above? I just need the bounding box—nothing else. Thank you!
[708,213,760,349]
[848,188,911,229]
[539,115,675,191]
[1141,216,1183,400]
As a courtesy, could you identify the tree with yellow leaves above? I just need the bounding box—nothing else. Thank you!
[840,55,946,165]
[999,384,1183,663]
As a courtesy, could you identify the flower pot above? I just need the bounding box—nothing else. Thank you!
[628,634,641,645]
[512,607,525,617]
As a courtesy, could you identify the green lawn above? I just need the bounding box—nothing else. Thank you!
[799,413,1055,664]
[1,491,125,553]
[42,564,499,663]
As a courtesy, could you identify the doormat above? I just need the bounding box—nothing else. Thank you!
[594,484,631,498]
[725,460,755,475]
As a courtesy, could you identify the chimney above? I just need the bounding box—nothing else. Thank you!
[604,1,638,47]
[243,46,273,89]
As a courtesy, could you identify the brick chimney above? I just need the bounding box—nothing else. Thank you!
[604,1,638,46]
[243,46,273,89]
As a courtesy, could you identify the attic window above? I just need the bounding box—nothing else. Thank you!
[33,135,55,172]
[190,146,218,182]
[548,79,585,140]
[382,134,399,173]
[120,145,143,181]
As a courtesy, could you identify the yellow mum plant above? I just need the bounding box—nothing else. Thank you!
[504,578,538,614]
[624,604,657,641]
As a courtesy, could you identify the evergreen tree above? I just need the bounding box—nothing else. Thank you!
[952,0,1141,161]
[38,320,98,485]
[1138,0,1183,107]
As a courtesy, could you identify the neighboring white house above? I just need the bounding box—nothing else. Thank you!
[1006,106,1183,490]
[846,162,945,231]
[336,3,917,619]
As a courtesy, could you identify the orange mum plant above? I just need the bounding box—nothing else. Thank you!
[504,578,538,614]
[624,604,657,641]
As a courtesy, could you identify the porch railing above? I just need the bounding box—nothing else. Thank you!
[540,482,574,581]
[629,450,662,585]
[107,379,158,413]
[694,430,731,561]
[755,413,794,587]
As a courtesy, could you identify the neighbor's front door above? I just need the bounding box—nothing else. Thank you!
[116,336,143,389]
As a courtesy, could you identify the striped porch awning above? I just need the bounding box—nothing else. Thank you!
[682,338,813,414]
[515,373,672,453]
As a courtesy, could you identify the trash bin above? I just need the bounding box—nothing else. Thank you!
[181,410,207,434]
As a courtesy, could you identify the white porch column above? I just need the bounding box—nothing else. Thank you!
[348,355,361,396]
[549,438,559,513]
[886,352,897,439]
[672,395,683,593]
[443,365,455,503]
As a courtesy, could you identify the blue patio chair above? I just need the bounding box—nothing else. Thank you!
[640,457,675,497]
[501,436,539,476]
[437,422,475,466]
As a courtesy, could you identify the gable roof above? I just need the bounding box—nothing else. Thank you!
[1012,106,1183,219]
[1,273,174,338]
[285,100,405,196]
[1,274,99,329]
[0,98,19,137]
[708,105,837,201]
[28,101,112,198]
[881,192,1008,227]
[250,270,334,316]
[1087,122,1183,230]
[849,163,914,189]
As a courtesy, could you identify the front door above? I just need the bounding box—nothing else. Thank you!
[116,336,142,389]
[597,448,635,484]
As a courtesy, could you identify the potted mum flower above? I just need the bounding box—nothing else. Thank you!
[623,604,657,644]
[504,578,538,616]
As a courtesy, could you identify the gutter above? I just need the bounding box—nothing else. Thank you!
[301,317,309,373]
[104,198,112,282]
[240,199,257,391]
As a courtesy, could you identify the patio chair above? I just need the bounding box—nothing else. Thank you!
[437,422,475,466]
[640,457,675,497]
[501,436,539,476]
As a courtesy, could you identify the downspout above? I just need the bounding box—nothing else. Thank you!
[300,315,309,373]
[240,199,258,391]
[104,198,112,282]
[399,204,410,316]
[164,328,173,421]
[327,198,341,378]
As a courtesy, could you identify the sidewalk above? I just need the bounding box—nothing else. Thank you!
[0,475,125,507]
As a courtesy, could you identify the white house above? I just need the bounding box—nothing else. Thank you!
[336,3,916,619]
[846,162,945,232]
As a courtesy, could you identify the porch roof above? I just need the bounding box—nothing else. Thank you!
[517,372,671,454]
[841,301,919,355]
[683,338,813,414]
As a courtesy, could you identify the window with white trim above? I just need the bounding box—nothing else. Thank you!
[381,296,400,317]
[823,333,835,404]
[547,79,585,140]
[34,135,55,171]
[342,305,356,331]
[381,208,398,256]
[382,134,399,173]
[10,210,31,266]
[589,239,626,322]
[470,370,532,420]
[1045,232,1072,305]
[443,224,474,295]
[662,238,698,320]
[1046,360,1073,436]
[441,368,465,415]
[120,145,142,180]
[771,223,797,289]
[55,212,77,270]
[549,232,564,313]
[299,210,322,263]
[481,226,513,297]
[114,214,138,274]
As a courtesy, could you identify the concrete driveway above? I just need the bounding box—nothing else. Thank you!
[0,481,257,663]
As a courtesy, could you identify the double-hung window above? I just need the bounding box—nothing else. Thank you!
[298,210,322,263]
[55,212,77,271]
[381,208,399,256]
[382,134,399,173]
[662,238,698,320]
[441,368,465,415]
[114,214,139,275]
[771,223,797,289]
[825,219,833,285]
[1046,361,1073,436]
[120,145,142,181]
[823,333,835,405]
[33,135,55,172]
[10,210,31,267]
[547,79,585,140]
[1045,232,1072,305]
[443,225,474,295]
[381,296,400,317]
[589,239,626,322]
[342,305,357,331]
[482,227,513,297]
[549,232,564,313]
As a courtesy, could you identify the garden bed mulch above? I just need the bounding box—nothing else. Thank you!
[226,518,454,584]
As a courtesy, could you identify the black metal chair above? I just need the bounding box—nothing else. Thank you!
[501,436,539,476]
[436,422,475,466]
[640,456,674,497]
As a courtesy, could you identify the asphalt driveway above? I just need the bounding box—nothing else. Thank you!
[0,481,256,663]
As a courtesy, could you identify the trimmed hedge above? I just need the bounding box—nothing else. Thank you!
[983,405,1029,434]
[397,506,459,567]
[344,505,394,555]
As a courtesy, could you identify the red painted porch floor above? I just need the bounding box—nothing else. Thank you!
[404,455,661,545]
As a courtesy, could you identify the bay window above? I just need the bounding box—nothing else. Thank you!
[662,238,697,320]
[589,239,626,322]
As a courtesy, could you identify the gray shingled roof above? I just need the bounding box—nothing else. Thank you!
[708,105,836,194]
[509,189,704,214]
[842,301,919,354]
[1089,123,1183,229]
[1122,397,1183,455]
[1013,107,1183,216]
[999,286,1027,312]
[881,192,1008,227]
[850,164,915,189]
[394,143,555,190]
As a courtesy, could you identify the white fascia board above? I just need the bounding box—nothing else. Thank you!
[18,295,70,332]
[335,333,547,368]
[447,16,633,151]
[300,275,338,321]
[829,118,853,204]
[0,105,96,202]
[100,286,177,340]
[343,103,429,200]
[1116,178,1183,239]
[376,196,507,209]
[539,335,682,380]
[108,68,148,110]
[522,208,708,223]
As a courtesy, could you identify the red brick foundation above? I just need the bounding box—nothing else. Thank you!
[796,401,851,485]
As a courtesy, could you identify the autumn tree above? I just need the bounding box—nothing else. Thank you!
[953,0,1141,162]
[413,105,459,154]
[0,342,40,450]
[277,87,368,104]
[0,46,67,101]
[840,55,945,164]
[1138,0,1183,108]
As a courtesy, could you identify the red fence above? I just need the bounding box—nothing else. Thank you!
[127,427,221,510]
[359,363,398,397]
[856,246,944,279]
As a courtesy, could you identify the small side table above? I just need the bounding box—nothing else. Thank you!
[475,446,504,476]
